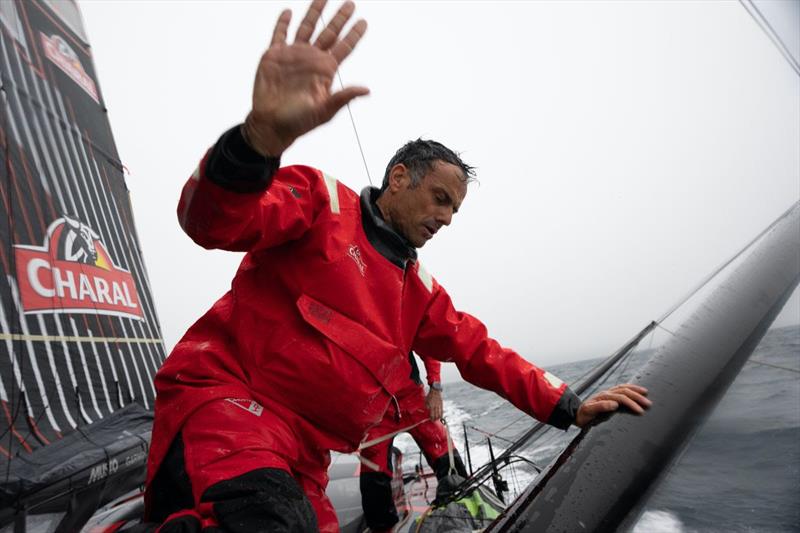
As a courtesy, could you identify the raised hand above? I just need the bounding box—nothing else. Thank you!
[575,383,651,428]
[243,0,369,156]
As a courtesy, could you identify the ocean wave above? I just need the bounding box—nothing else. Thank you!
[633,510,687,533]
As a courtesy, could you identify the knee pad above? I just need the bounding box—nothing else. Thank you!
[202,468,318,533]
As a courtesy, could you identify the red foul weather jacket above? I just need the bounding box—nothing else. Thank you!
[412,352,441,387]
[147,126,580,494]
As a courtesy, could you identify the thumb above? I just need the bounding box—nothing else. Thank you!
[321,86,370,122]
[577,399,619,427]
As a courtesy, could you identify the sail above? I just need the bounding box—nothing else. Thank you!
[0,0,165,527]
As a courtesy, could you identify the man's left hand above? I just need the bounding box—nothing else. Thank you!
[575,383,651,428]
[426,389,443,421]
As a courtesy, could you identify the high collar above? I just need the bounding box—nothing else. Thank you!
[360,187,417,269]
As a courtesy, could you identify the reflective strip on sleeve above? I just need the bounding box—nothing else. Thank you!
[416,262,433,292]
[323,173,340,214]
[544,371,564,389]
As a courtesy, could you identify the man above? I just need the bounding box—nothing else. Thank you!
[145,1,651,531]
[359,354,467,532]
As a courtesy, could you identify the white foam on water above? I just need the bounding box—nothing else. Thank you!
[442,399,471,429]
[396,399,477,469]
[477,399,507,417]
[633,510,687,533]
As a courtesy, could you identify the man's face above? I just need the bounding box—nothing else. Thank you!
[384,161,468,248]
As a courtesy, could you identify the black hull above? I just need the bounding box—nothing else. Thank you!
[488,203,800,532]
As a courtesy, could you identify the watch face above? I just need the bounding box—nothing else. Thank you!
[431,383,443,391]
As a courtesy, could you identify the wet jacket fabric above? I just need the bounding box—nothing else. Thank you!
[146,125,580,515]
[360,370,450,479]
[410,352,441,386]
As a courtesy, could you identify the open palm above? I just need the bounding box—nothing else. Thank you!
[245,0,369,156]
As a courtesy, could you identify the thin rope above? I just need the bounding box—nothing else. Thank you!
[358,419,427,450]
[747,358,800,374]
[320,13,373,186]
[340,85,373,186]
[657,202,799,325]
[467,425,516,446]
[1,79,29,472]
[654,322,679,338]
[442,418,456,475]
[738,0,800,77]
[355,418,428,471]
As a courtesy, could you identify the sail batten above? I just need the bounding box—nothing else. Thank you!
[0,0,163,525]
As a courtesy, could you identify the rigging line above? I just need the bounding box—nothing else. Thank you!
[467,425,516,446]
[14,400,49,447]
[738,0,800,77]
[656,202,800,325]
[341,85,372,186]
[654,322,679,338]
[2,81,30,462]
[613,337,637,382]
[747,358,800,374]
[580,346,634,399]
[483,412,528,441]
[613,318,656,382]
[583,326,655,398]
[320,12,373,186]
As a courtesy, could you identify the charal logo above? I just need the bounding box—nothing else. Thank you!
[14,216,143,320]
[40,33,99,103]
[348,244,366,277]
[225,398,264,417]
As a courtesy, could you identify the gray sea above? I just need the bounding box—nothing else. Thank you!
[397,324,800,532]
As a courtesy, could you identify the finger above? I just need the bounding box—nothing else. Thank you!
[584,399,619,417]
[619,388,652,407]
[314,1,355,50]
[612,383,649,395]
[601,392,646,414]
[331,18,367,63]
[609,385,652,407]
[320,85,370,122]
[295,0,327,43]
[270,9,292,46]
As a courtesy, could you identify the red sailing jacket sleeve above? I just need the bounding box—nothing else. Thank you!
[412,281,580,430]
[177,126,330,252]
[421,355,441,386]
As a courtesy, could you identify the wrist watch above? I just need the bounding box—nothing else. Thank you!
[430,382,443,392]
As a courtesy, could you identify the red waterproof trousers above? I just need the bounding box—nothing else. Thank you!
[360,385,447,478]
[155,396,338,532]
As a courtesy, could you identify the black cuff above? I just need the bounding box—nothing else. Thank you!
[546,387,581,430]
[205,125,280,193]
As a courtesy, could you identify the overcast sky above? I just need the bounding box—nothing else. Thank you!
[78,0,799,383]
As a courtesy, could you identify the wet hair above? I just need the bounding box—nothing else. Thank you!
[381,139,476,191]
